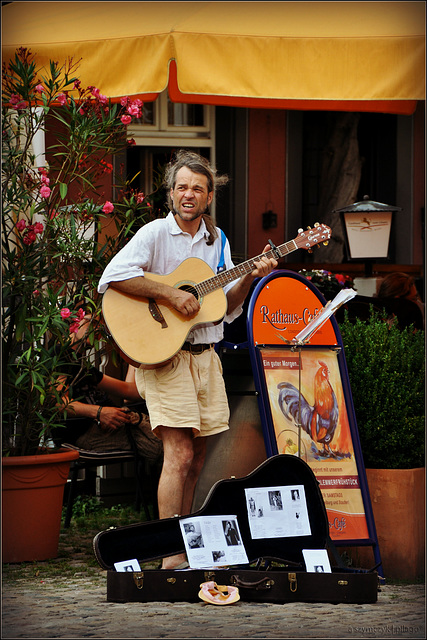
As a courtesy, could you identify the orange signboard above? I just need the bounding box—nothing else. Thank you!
[251,276,337,346]
[247,271,381,565]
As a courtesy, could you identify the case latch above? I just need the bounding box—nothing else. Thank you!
[288,572,298,592]
[133,571,144,589]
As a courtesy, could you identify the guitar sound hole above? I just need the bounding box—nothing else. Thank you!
[179,285,199,301]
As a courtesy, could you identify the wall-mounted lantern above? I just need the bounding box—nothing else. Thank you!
[333,195,401,276]
[262,209,278,230]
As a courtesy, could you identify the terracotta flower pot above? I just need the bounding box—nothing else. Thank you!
[2,448,80,563]
[351,467,425,581]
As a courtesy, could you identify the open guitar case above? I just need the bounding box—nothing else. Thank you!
[93,454,379,604]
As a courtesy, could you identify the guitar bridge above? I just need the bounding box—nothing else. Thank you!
[148,299,168,329]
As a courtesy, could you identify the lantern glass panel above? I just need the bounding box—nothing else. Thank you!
[343,211,392,259]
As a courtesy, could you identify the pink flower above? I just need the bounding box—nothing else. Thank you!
[16,219,27,232]
[40,174,50,185]
[23,230,36,245]
[102,201,114,214]
[34,222,44,234]
[120,97,129,107]
[136,192,145,204]
[57,93,67,106]
[49,210,59,219]
[33,289,40,297]
[9,94,20,106]
[99,94,108,105]
[69,321,80,334]
[127,103,140,117]
[101,160,113,174]
[40,185,51,198]
[121,114,132,125]
[60,308,71,319]
[16,100,28,111]
[127,138,136,146]
[35,84,45,94]
[77,308,86,320]
[91,87,100,98]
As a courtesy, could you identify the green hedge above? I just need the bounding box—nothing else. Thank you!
[339,311,425,469]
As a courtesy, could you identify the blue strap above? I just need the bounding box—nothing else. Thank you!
[217,229,226,273]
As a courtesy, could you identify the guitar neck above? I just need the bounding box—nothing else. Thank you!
[195,239,297,297]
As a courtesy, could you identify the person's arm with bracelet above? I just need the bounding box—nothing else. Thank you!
[58,371,140,432]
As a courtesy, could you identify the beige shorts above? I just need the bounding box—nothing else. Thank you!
[134,348,230,438]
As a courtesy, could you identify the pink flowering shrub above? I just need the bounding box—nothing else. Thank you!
[2,48,157,456]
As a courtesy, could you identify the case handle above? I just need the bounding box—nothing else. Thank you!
[230,575,274,590]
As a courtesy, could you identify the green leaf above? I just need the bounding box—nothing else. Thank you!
[59,182,68,199]
[15,371,29,386]
[34,385,46,404]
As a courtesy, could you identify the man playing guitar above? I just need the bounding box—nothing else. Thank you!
[98,150,277,569]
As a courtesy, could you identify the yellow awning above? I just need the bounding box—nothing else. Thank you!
[2,1,425,114]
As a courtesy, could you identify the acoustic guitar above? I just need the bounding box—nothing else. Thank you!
[102,224,331,365]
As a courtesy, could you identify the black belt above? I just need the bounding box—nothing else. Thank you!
[181,342,214,354]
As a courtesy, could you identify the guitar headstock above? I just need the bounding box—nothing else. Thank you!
[294,223,331,252]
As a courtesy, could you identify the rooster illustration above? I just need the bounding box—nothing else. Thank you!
[277,361,339,457]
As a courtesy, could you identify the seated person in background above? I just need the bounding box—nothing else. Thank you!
[375,272,424,331]
[55,314,163,465]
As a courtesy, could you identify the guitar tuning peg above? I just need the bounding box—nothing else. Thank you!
[323,241,329,246]
[314,222,319,227]
[298,228,303,233]
[307,226,312,230]
[308,248,313,254]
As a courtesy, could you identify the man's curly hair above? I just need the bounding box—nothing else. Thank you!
[164,150,228,245]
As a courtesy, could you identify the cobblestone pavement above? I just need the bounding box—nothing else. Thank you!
[1,573,425,639]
